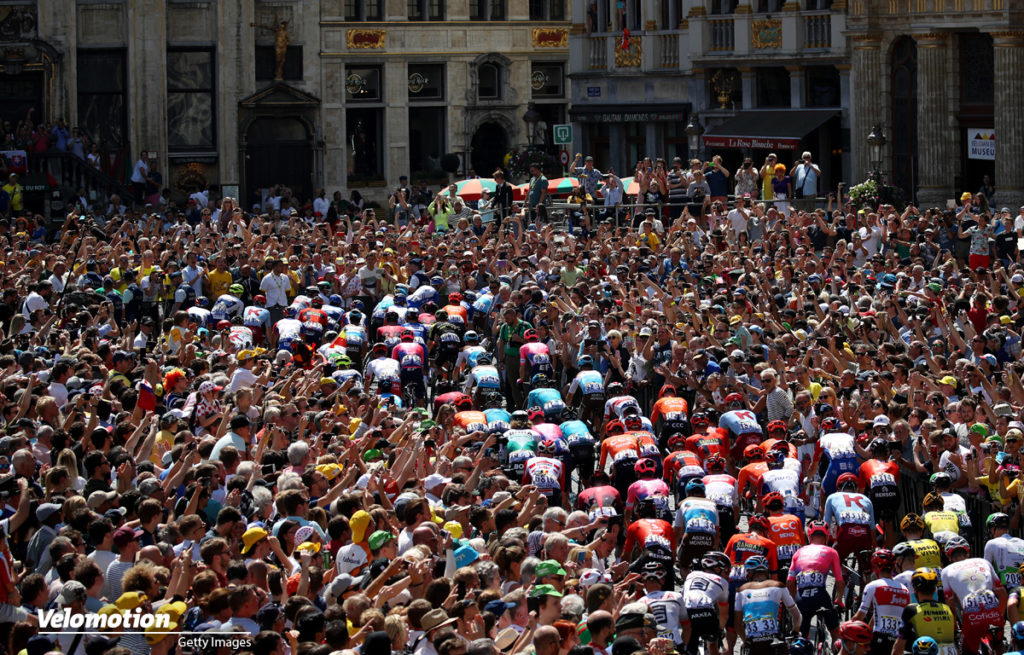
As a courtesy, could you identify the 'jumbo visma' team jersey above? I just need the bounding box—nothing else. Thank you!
[903,539,942,569]
[857,577,911,639]
[734,585,797,642]
[899,601,957,655]
[725,533,779,582]
[623,518,675,556]
[523,456,565,493]
[822,491,874,530]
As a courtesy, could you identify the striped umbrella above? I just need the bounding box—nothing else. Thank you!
[545,177,581,196]
[440,178,497,201]
[597,176,640,197]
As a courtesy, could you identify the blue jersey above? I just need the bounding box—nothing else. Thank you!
[822,492,874,529]
[561,420,595,445]
[484,409,511,434]
[528,388,566,419]
[569,370,605,396]
[371,296,395,322]
[468,365,501,390]
[402,322,428,342]
[818,433,860,496]
[735,586,794,642]
[343,325,367,349]
[407,285,438,310]
[472,293,494,316]
[321,304,345,326]
[720,410,763,439]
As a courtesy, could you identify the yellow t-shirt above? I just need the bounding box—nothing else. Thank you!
[638,232,661,250]
[207,270,233,299]
[151,429,176,464]
[976,475,1013,508]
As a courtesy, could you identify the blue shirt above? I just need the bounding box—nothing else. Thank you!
[705,169,729,196]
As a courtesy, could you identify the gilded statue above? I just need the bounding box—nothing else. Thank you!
[252,13,290,81]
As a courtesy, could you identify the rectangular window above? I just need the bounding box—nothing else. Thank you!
[167,48,215,151]
[408,64,445,101]
[529,0,565,19]
[409,107,446,176]
[345,66,382,102]
[255,45,303,81]
[470,0,506,19]
[756,67,790,107]
[531,62,564,98]
[408,0,443,19]
[77,49,127,148]
[805,66,840,107]
[345,0,382,20]
[347,108,383,182]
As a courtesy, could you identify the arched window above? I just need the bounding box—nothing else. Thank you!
[478,63,500,100]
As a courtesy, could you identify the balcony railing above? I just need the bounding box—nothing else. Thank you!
[709,18,735,51]
[587,34,607,70]
[802,12,831,48]
[655,32,680,67]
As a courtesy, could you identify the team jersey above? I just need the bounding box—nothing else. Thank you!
[817,432,859,495]
[941,557,1003,613]
[721,410,763,458]
[600,435,641,470]
[561,420,595,447]
[322,305,345,326]
[898,601,957,655]
[766,514,805,563]
[725,533,779,582]
[342,324,367,350]
[760,468,802,508]
[519,343,554,378]
[664,451,703,483]
[737,462,769,497]
[703,474,739,510]
[187,306,212,328]
[211,294,244,321]
[274,318,302,347]
[523,456,565,493]
[787,544,842,594]
[364,356,401,384]
[461,366,500,394]
[760,438,798,460]
[298,307,329,327]
[243,306,272,330]
[681,570,729,611]
[904,539,942,569]
[392,342,427,371]
[940,491,972,528]
[527,388,565,417]
[505,430,539,475]
[858,458,899,500]
[673,498,719,535]
[641,590,685,643]
[985,533,1024,589]
[576,485,621,512]
[453,411,488,433]
[484,408,511,434]
[822,492,874,530]
[569,370,605,397]
[623,518,675,556]
[858,577,911,638]
[441,303,467,326]
[407,284,437,309]
[924,511,960,542]
[228,325,254,348]
[455,346,487,373]
[626,430,661,460]
[627,479,671,513]
[604,395,642,420]
[652,397,689,436]
[686,431,728,461]
[734,584,797,642]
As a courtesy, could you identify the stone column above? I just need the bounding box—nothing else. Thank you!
[992,31,1024,210]
[218,0,255,187]
[849,34,883,180]
[740,67,756,109]
[787,66,805,108]
[129,0,167,166]
[915,33,951,205]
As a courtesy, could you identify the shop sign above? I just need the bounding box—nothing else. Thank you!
[702,135,800,150]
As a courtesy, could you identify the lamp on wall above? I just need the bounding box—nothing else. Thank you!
[866,124,887,175]
[685,114,704,160]
[523,101,542,147]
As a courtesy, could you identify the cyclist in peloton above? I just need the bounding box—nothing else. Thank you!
[850,549,910,655]
[702,455,740,545]
[454,330,487,376]
[680,551,730,655]
[733,555,801,655]
[638,560,686,647]
[858,437,901,548]
[822,472,875,575]
[428,309,461,383]
[891,568,957,655]
[940,535,1007,655]
[921,492,960,548]
[464,353,502,408]
[834,621,872,655]
[565,355,605,431]
[762,491,805,578]
[897,514,942,569]
[674,479,719,576]
[984,511,1024,594]
[787,520,843,642]
[625,457,671,524]
[998,622,1024,655]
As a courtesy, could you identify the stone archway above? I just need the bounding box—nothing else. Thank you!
[470,122,509,177]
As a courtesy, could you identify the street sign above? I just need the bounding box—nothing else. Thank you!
[559,149,570,166]
[553,123,573,145]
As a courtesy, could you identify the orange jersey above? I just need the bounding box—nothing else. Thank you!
[858,459,900,492]
[686,432,728,461]
[664,450,703,481]
[453,411,488,432]
[443,304,468,325]
[766,514,806,562]
[651,397,688,424]
[737,462,769,496]
[623,518,675,556]
[600,434,641,470]
[725,532,779,572]
[761,438,798,460]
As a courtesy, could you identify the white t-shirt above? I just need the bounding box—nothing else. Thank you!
[130,158,148,184]
[229,367,259,392]
[727,208,748,236]
[259,272,290,307]
[22,291,48,318]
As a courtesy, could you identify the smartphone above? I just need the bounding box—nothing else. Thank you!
[457,580,467,598]
[607,514,623,529]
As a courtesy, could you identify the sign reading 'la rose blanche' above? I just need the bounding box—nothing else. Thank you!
[969,130,995,160]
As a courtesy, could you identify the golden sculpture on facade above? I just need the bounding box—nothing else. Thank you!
[252,13,290,81]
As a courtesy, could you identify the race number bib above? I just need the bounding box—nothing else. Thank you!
[686,517,716,534]
[684,590,714,609]
[613,449,639,463]
[870,473,896,488]
[777,544,800,560]
[839,510,870,524]
[1004,571,1022,589]
[401,354,422,367]
[797,570,827,588]
[533,473,559,490]
[745,617,778,639]
[963,590,999,613]
[876,615,902,637]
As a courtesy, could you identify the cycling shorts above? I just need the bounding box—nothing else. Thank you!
[868,488,899,521]
[435,344,459,367]
[868,634,897,655]
[960,607,1003,655]
[400,369,426,399]
[684,606,722,644]
[796,588,839,634]
[835,524,874,560]
[682,532,716,569]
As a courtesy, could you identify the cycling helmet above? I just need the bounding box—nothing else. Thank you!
[820,417,841,431]
[606,382,624,396]
[640,560,667,580]
[836,472,859,491]
[892,542,915,561]
[987,512,1011,531]
[311,297,324,308]
[284,306,298,319]
[789,638,813,655]
[685,479,706,496]
[766,420,787,435]
[464,330,480,343]
[371,342,388,354]
[577,355,594,368]
[806,520,830,540]
[766,450,786,469]
[1012,622,1024,645]
[335,355,353,368]
[623,415,643,430]
[744,555,769,575]
[510,410,529,422]
[400,329,414,342]
[453,396,474,411]
[348,309,363,322]
[725,392,744,407]
[900,513,926,532]
[430,276,445,286]
[477,353,492,365]
[667,433,687,450]
[524,329,538,342]
[531,373,549,388]
[351,300,365,311]
[910,637,938,655]
[304,286,319,297]
[910,567,938,591]
[838,621,872,645]
[870,549,896,571]
[434,310,448,322]
[537,440,556,455]
[929,472,952,489]
[704,456,727,474]
[634,458,657,477]
[922,491,944,510]
[253,294,266,305]
[690,412,710,429]
[869,438,889,453]
[743,445,765,461]
[605,419,625,436]
[229,284,244,295]
[762,492,785,510]
[329,294,343,306]
[943,535,970,559]
[527,407,544,422]
[700,551,731,574]
[748,514,770,532]
[483,392,504,409]
[216,320,231,331]
[195,296,210,308]
[658,385,677,399]
[448,292,462,304]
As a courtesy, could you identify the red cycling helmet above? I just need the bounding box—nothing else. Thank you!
[870,549,896,571]
[311,297,324,308]
[524,328,538,342]
[448,292,463,304]
[838,621,872,645]
[623,415,643,430]
[806,520,830,540]
[634,458,657,477]
[254,294,266,305]
[453,396,473,411]
[744,444,766,461]
[725,393,744,407]
[748,514,770,531]
[837,472,860,491]
[704,456,727,474]
[762,492,785,510]
[658,385,677,398]
[667,433,688,450]
[767,420,787,435]
[216,320,231,331]
[400,329,415,342]
[690,412,710,429]
[606,419,625,435]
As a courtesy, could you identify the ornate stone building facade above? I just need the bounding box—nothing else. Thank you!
[3,0,569,205]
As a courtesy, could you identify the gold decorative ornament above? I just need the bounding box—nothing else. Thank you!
[251,13,291,81]
[711,69,738,109]
[615,36,641,67]
[752,18,782,48]
[347,29,386,49]
[532,27,568,48]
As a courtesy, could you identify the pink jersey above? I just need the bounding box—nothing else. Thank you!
[787,544,842,591]
[626,479,671,511]
[519,342,552,372]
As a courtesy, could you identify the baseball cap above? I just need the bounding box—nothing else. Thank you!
[241,527,268,555]
[529,584,563,598]
[350,510,372,543]
[535,560,567,578]
[938,375,957,387]
[368,530,395,551]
